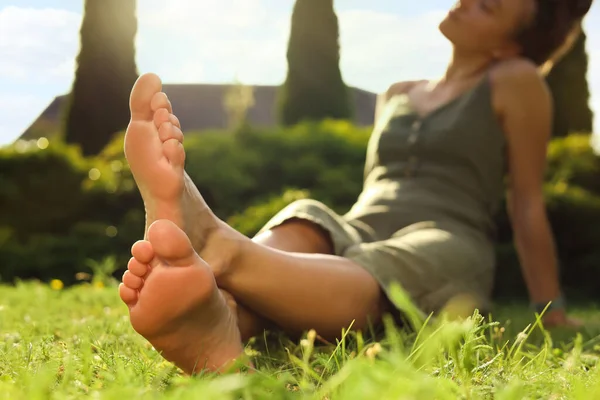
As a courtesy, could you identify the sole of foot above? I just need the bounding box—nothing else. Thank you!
[119,219,245,374]
[124,73,188,229]
[124,73,228,247]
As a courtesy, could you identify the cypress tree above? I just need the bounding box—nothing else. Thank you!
[65,0,139,155]
[546,29,594,137]
[278,0,353,126]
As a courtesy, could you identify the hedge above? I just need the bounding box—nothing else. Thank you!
[1,125,598,299]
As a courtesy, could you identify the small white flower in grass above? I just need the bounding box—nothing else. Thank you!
[515,331,528,345]
[366,343,382,360]
[302,329,317,348]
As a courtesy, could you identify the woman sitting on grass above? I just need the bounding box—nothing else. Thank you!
[118,0,591,374]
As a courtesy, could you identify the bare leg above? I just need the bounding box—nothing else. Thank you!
[209,238,384,340]
[227,220,337,339]
[124,73,386,347]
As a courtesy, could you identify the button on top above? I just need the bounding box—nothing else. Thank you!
[407,133,418,145]
[405,120,422,177]
[411,120,422,131]
[407,119,422,146]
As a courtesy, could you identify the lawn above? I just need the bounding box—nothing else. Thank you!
[1,280,599,400]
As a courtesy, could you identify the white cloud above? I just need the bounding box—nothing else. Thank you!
[0,6,81,83]
[339,9,450,92]
[135,0,290,84]
[139,0,271,34]
[0,2,599,147]
[0,6,80,145]
[0,94,49,145]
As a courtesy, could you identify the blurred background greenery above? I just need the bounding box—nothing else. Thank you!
[1,0,599,304]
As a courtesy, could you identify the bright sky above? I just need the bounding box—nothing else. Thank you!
[1,0,599,146]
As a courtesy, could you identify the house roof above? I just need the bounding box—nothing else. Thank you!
[19,84,377,141]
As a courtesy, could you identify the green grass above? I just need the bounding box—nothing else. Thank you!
[0,281,599,400]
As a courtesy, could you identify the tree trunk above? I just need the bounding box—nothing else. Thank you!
[65,0,139,155]
[278,0,353,126]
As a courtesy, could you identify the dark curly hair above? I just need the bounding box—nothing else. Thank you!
[516,0,593,66]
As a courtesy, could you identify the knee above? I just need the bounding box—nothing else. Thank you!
[284,199,333,216]
[344,271,385,327]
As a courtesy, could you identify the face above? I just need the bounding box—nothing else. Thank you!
[439,0,535,58]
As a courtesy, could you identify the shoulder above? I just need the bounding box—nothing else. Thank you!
[490,57,544,84]
[489,59,553,145]
[384,80,427,100]
[489,58,552,114]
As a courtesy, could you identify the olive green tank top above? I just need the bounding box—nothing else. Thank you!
[345,75,507,240]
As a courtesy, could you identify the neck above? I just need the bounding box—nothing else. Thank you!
[442,47,495,82]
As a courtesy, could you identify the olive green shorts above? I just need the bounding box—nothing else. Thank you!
[258,199,496,316]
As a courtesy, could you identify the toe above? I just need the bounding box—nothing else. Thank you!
[169,114,181,129]
[123,270,144,290]
[119,283,138,305]
[153,108,171,128]
[147,220,197,266]
[132,240,154,264]
[130,73,162,121]
[163,139,186,168]
[158,122,184,143]
[128,257,150,278]
[151,92,172,113]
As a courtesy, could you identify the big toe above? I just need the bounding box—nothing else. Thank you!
[130,73,163,121]
[147,220,197,266]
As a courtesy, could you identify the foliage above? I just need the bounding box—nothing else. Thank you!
[0,139,142,284]
[228,189,311,237]
[278,0,353,126]
[64,0,138,155]
[493,134,600,299]
[1,125,599,301]
[546,30,594,137]
[181,120,370,221]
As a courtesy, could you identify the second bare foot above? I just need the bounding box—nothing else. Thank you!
[119,219,244,374]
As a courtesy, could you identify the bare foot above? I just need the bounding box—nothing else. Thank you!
[119,219,244,374]
[124,73,222,249]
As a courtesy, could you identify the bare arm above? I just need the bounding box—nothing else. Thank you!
[493,60,571,324]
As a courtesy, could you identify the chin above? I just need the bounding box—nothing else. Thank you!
[438,16,455,43]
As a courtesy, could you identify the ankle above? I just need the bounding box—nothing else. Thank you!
[212,232,254,289]
[200,223,248,284]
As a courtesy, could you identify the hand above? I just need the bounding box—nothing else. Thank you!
[542,309,584,329]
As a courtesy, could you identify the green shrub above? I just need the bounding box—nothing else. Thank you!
[182,120,370,218]
[545,134,600,195]
[227,188,310,237]
[0,139,142,284]
[493,135,600,299]
[1,127,599,301]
